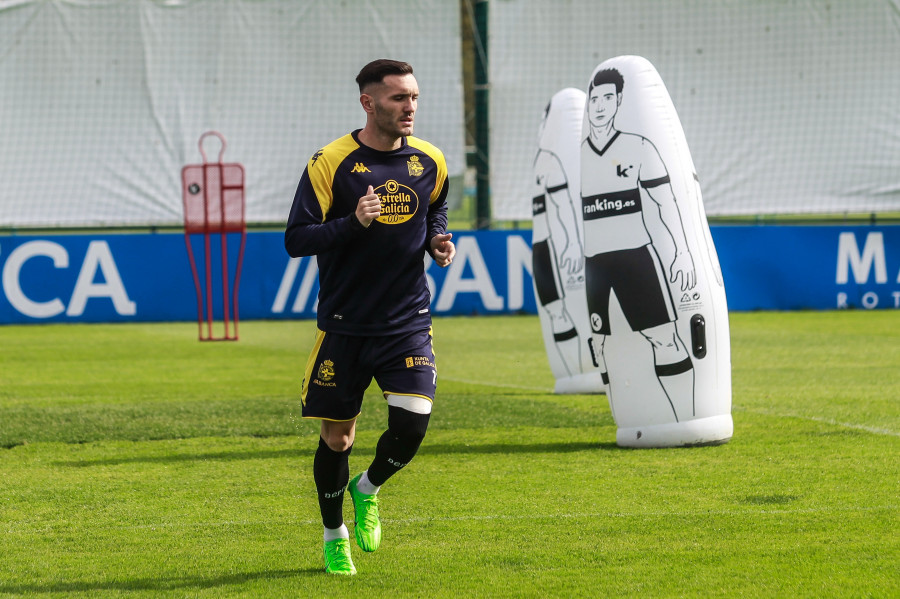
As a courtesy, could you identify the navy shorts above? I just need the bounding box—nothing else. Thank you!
[301,327,436,422]
[532,238,563,306]
[585,245,675,335]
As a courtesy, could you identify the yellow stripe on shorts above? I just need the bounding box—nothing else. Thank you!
[301,328,327,407]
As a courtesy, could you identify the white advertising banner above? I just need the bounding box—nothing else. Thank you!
[491,0,900,220]
[0,0,465,227]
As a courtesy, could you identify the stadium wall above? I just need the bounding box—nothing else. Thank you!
[1,226,899,325]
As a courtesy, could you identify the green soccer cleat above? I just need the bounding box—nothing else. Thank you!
[323,538,357,576]
[348,473,382,552]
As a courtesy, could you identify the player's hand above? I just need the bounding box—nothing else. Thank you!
[356,185,381,227]
[431,232,455,267]
[670,251,696,291]
[560,244,584,275]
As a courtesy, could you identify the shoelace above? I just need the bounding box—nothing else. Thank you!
[357,495,379,527]
[327,541,352,566]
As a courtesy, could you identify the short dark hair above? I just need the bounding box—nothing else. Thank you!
[356,59,414,93]
[589,68,624,95]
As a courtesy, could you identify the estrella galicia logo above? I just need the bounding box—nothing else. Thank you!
[375,179,419,225]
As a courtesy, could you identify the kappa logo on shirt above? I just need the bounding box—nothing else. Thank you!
[351,162,371,173]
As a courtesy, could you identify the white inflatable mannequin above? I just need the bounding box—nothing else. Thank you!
[580,56,732,447]
[531,88,604,394]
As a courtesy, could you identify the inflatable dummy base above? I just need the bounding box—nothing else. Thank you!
[554,372,606,395]
[616,415,733,448]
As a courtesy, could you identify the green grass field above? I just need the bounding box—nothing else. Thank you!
[1,312,897,598]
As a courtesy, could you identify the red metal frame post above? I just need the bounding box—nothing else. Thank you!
[181,131,246,341]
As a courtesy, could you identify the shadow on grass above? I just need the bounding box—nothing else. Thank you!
[54,447,308,467]
[420,441,619,455]
[742,494,800,505]
[0,568,320,595]
[54,440,619,467]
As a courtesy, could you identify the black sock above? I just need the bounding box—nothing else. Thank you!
[366,406,430,487]
[313,436,352,529]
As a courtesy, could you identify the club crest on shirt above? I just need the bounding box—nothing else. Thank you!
[375,179,419,225]
[407,155,424,177]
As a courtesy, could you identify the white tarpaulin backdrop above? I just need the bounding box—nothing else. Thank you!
[490,0,900,220]
[0,0,465,227]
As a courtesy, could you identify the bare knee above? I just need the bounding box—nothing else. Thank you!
[320,420,356,452]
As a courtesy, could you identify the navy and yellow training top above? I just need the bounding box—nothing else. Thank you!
[285,129,449,336]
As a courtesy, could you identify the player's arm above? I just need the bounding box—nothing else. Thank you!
[426,177,454,267]
[640,140,696,290]
[543,154,583,274]
[643,181,696,290]
[284,169,370,258]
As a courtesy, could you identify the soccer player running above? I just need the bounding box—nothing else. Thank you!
[285,59,455,576]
